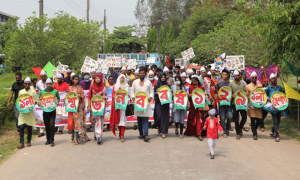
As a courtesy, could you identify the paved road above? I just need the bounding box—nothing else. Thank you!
[1,122,300,180]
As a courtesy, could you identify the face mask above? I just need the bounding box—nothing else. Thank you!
[166,76,169,78]
[85,80,89,82]
[176,81,181,85]
[17,80,22,84]
[149,78,154,81]
[234,77,240,81]
[189,76,192,79]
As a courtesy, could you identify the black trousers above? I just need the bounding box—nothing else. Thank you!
[260,109,268,128]
[19,124,32,144]
[233,106,247,135]
[250,117,262,136]
[43,110,56,142]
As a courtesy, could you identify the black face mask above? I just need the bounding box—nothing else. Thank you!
[17,80,22,84]
[189,76,192,79]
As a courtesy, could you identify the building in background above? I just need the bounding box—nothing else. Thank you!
[0,11,15,24]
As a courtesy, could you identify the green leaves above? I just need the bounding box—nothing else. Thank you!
[4,12,102,73]
[103,25,146,53]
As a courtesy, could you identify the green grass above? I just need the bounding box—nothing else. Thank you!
[277,73,299,88]
[0,72,35,94]
[0,121,38,164]
[265,117,300,141]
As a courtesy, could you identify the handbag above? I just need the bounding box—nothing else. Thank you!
[198,102,209,111]
[125,104,134,116]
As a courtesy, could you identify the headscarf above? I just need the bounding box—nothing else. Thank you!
[93,73,105,92]
[115,74,129,91]
[156,72,168,88]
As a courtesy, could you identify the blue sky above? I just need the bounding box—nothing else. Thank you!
[0,0,138,32]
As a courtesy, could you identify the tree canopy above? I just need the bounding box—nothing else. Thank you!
[4,12,102,72]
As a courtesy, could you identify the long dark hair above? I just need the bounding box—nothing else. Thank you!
[192,76,201,86]
[174,75,184,90]
[70,75,79,86]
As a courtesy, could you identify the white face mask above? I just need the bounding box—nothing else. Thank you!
[176,81,181,85]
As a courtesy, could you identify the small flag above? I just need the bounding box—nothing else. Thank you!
[283,81,300,101]
[282,58,300,77]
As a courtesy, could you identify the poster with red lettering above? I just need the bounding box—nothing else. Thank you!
[250,89,267,108]
[114,89,129,110]
[38,93,58,112]
[135,92,148,112]
[174,90,188,110]
[192,88,205,109]
[91,95,105,116]
[64,92,79,113]
[271,92,288,111]
[218,86,232,106]
[158,85,172,105]
[235,90,248,111]
[16,94,35,113]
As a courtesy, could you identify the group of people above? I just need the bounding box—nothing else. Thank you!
[7,64,283,159]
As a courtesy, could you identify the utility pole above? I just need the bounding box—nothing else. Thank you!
[104,9,106,39]
[87,0,90,23]
[39,0,43,18]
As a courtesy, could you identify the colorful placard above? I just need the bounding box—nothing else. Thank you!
[174,90,188,110]
[114,89,129,110]
[135,92,148,112]
[16,94,35,113]
[235,90,248,111]
[250,89,267,108]
[218,86,232,106]
[64,92,79,113]
[192,88,205,108]
[91,95,105,116]
[271,92,288,111]
[38,92,58,112]
[158,85,172,105]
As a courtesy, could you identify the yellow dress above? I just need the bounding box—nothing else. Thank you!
[18,88,38,127]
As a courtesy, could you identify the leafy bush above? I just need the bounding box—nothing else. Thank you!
[0,93,14,125]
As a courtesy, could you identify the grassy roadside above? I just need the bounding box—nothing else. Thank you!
[0,121,38,164]
[264,117,300,141]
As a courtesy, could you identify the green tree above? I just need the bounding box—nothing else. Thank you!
[4,12,102,72]
[159,25,166,55]
[152,26,157,52]
[166,22,174,45]
[146,27,153,52]
[103,25,146,53]
[0,17,18,50]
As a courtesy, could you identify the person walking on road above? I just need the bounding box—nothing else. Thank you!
[17,77,37,149]
[39,78,60,147]
[131,67,154,142]
[7,72,24,135]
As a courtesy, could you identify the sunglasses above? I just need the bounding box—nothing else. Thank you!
[252,77,257,79]
[24,83,31,85]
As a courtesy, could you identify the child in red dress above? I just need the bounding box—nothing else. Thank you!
[203,109,224,159]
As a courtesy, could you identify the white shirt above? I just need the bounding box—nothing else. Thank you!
[131,79,154,117]
[186,78,191,84]
[36,80,46,91]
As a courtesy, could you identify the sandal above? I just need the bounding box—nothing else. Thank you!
[121,137,125,143]
[119,131,121,139]
[198,136,203,141]
[162,134,166,139]
[71,134,74,141]
[74,138,79,145]
[175,129,179,135]
[243,127,249,132]
[179,134,183,139]
[85,136,91,141]
[236,135,241,140]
